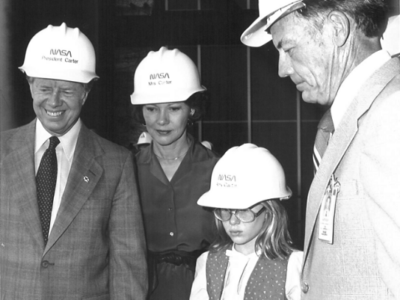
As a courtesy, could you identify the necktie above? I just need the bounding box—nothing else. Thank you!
[313,110,334,173]
[36,136,60,246]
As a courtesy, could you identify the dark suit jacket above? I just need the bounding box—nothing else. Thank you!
[0,120,148,299]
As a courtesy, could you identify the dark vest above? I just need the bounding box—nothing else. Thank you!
[206,247,288,300]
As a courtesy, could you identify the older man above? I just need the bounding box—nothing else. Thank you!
[241,0,400,299]
[0,23,147,299]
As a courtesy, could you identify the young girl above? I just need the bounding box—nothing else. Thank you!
[190,143,303,300]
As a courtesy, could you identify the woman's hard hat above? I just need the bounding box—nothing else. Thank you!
[198,143,292,209]
[131,47,206,105]
[19,23,99,83]
[241,0,305,47]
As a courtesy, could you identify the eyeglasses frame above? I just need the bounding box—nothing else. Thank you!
[213,205,267,223]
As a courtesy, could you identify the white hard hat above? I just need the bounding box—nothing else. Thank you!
[137,132,152,145]
[241,0,305,47]
[198,143,292,209]
[19,23,99,83]
[131,46,206,105]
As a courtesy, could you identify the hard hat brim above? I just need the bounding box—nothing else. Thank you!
[240,1,304,47]
[197,187,292,210]
[131,86,207,105]
[19,65,99,84]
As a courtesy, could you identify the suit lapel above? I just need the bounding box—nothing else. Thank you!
[44,125,104,255]
[303,99,359,257]
[5,120,45,248]
[302,57,400,267]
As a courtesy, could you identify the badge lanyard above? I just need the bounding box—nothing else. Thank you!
[318,174,341,244]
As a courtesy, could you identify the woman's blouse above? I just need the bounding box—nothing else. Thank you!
[135,136,219,252]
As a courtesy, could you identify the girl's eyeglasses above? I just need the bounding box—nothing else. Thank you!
[213,206,266,223]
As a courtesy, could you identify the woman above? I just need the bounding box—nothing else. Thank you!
[131,47,219,300]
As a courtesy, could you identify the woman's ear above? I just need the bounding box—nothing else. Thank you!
[327,10,350,47]
[190,109,195,116]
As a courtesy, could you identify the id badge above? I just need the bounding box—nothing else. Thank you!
[318,174,340,244]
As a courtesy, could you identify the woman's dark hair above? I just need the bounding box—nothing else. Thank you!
[132,90,210,125]
[298,0,388,38]
[210,199,295,260]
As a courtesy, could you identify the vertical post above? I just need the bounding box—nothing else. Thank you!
[197,44,203,141]
[296,91,301,197]
[197,0,202,141]
[296,90,302,241]
[0,0,15,132]
[246,47,252,143]
[246,0,252,143]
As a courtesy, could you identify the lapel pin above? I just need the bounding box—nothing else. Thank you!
[84,176,90,183]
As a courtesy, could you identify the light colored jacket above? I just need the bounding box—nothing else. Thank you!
[301,57,400,299]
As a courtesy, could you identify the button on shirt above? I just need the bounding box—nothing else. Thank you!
[135,137,219,252]
[35,119,81,235]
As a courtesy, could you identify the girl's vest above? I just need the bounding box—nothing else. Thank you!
[206,248,288,300]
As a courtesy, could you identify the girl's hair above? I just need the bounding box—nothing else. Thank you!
[210,199,295,260]
[132,91,210,125]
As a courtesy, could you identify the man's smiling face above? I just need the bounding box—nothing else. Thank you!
[30,78,88,136]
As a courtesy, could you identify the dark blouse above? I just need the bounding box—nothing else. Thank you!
[135,136,219,252]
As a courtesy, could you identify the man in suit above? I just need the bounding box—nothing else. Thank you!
[241,0,400,299]
[0,23,147,299]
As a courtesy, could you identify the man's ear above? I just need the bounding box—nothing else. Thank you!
[81,91,89,105]
[327,11,350,47]
[28,81,35,96]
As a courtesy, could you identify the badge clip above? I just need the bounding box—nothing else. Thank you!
[318,174,340,244]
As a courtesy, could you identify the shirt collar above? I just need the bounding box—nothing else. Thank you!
[35,119,82,161]
[226,244,260,259]
[331,50,391,128]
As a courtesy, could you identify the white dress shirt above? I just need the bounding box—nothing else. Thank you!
[35,119,81,235]
[190,246,303,300]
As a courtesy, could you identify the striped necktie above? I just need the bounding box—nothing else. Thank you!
[313,110,334,173]
[36,136,60,246]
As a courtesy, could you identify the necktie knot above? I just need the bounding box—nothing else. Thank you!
[318,109,334,133]
[49,136,60,150]
[313,109,333,173]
